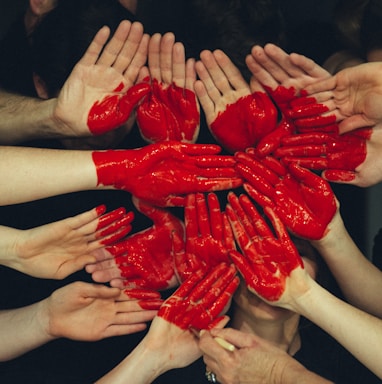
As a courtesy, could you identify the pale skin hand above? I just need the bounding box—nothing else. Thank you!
[53,20,149,137]
[246,43,330,99]
[0,281,158,362]
[0,206,133,279]
[200,328,333,384]
[304,61,382,134]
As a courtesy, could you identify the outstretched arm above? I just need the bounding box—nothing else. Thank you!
[0,281,161,362]
[0,205,134,279]
[226,193,382,379]
[0,20,149,144]
[0,142,241,206]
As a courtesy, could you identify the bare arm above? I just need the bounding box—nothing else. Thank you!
[312,210,382,318]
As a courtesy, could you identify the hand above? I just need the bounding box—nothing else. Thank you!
[95,263,238,384]
[41,282,160,341]
[174,192,235,282]
[200,328,327,384]
[234,151,337,240]
[136,32,200,143]
[54,20,150,137]
[245,43,331,155]
[86,197,183,290]
[304,61,382,134]
[158,262,238,330]
[194,49,277,153]
[274,128,382,186]
[226,192,304,302]
[3,205,134,279]
[92,141,243,206]
[246,43,330,113]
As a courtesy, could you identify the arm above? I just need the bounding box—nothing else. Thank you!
[200,328,333,384]
[0,142,241,206]
[0,205,133,279]
[0,281,161,362]
[0,20,149,144]
[311,209,382,317]
[227,195,382,379]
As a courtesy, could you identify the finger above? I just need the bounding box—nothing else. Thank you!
[77,26,111,66]
[213,49,250,92]
[159,32,176,85]
[172,41,186,88]
[200,50,232,94]
[147,33,162,80]
[97,20,133,67]
[112,22,146,74]
[245,50,279,90]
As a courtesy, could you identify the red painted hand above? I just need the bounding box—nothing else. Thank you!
[158,262,239,330]
[136,33,199,143]
[194,49,277,153]
[88,197,184,290]
[275,129,371,184]
[174,193,236,283]
[92,141,243,207]
[226,192,303,302]
[235,150,336,240]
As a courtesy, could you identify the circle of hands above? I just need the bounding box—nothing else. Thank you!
[38,20,382,347]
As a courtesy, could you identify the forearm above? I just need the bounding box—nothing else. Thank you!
[0,146,99,205]
[292,277,382,379]
[0,301,54,361]
[95,338,165,384]
[279,359,333,384]
[312,214,382,317]
[0,90,62,144]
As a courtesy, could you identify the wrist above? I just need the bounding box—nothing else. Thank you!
[92,149,135,190]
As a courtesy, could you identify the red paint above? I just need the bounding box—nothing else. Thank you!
[87,82,150,135]
[136,79,200,143]
[175,193,235,282]
[105,200,184,290]
[124,288,163,310]
[92,142,242,207]
[276,129,370,172]
[210,92,277,153]
[235,152,336,240]
[158,263,239,330]
[226,192,303,302]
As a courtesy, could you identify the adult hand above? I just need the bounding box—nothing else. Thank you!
[86,197,183,290]
[303,62,382,134]
[235,150,337,240]
[246,43,330,155]
[2,206,133,279]
[41,282,160,341]
[95,263,239,384]
[200,328,332,384]
[136,32,200,143]
[226,192,304,302]
[92,141,243,206]
[54,20,150,137]
[174,193,235,282]
[274,127,382,186]
[194,49,277,153]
